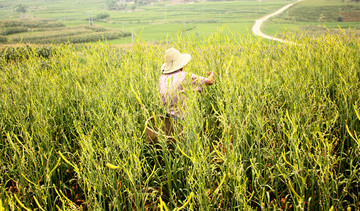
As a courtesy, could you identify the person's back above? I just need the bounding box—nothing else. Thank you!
[159,48,214,120]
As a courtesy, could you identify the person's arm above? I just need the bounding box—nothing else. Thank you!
[205,71,215,85]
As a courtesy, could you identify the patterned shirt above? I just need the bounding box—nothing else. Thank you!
[159,70,206,118]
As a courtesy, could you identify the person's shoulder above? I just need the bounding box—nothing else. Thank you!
[180,71,194,79]
[159,74,167,81]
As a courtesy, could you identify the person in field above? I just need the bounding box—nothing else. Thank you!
[159,47,215,121]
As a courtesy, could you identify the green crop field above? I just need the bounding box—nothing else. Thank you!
[1,30,360,210]
[262,0,360,38]
[0,0,290,44]
[1,0,360,210]
[1,0,359,44]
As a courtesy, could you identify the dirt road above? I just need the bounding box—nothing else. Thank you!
[252,1,301,44]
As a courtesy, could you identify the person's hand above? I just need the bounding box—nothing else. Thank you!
[206,71,215,85]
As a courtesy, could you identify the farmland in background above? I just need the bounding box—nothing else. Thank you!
[1,0,359,44]
[0,20,131,44]
[0,0,289,44]
[262,0,360,38]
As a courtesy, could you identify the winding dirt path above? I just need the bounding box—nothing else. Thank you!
[252,0,301,44]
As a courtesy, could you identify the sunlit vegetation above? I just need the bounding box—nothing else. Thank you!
[0,0,289,44]
[0,30,359,209]
[1,0,360,209]
[0,20,130,44]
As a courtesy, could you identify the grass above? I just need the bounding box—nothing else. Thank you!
[262,21,360,38]
[262,0,360,37]
[287,0,360,22]
[0,30,360,210]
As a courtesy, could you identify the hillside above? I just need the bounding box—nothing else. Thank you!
[262,0,360,38]
[288,0,360,22]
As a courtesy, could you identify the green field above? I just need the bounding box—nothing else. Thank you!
[262,0,360,38]
[1,0,360,210]
[1,0,359,44]
[0,0,290,44]
[1,29,360,210]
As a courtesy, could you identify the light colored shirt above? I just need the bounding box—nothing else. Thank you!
[159,70,206,118]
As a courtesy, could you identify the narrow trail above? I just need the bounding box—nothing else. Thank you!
[252,0,301,44]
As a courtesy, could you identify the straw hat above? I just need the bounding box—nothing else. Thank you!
[161,48,191,74]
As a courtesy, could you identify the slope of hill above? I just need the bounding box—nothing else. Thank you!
[261,0,360,38]
[288,0,360,22]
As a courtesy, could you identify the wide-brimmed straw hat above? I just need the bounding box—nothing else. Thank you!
[161,48,191,74]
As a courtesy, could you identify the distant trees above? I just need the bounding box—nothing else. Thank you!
[106,0,115,10]
[96,13,110,20]
[107,0,127,10]
[135,0,153,5]
[16,4,26,13]
[0,36,7,43]
[106,0,156,10]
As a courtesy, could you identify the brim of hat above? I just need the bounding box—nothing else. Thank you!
[161,54,191,74]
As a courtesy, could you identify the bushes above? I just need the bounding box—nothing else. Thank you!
[0,36,7,43]
[3,21,23,27]
[0,20,130,44]
[0,46,53,62]
[1,20,65,29]
[15,4,26,13]
[0,27,28,35]
[96,13,110,20]
[337,15,343,22]
[87,26,107,32]
[66,32,130,43]
[10,31,130,44]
